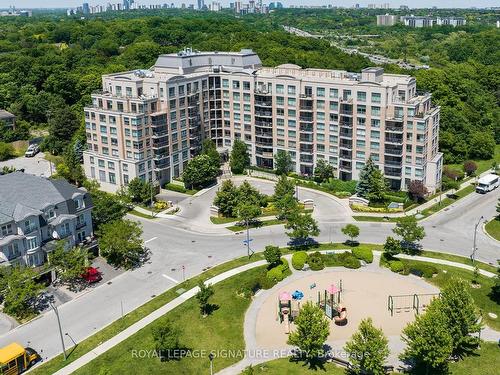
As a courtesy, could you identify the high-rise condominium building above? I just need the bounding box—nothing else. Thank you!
[83,49,442,193]
[377,14,399,26]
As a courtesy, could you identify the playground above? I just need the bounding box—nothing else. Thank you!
[253,267,440,351]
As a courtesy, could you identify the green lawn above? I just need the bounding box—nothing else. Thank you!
[210,216,238,224]
[419,250,498,273]
[245,342,500,375]
[448,342,500,375]
[74,266,266,375]
[128,209,157,219]
[420,184,476,218]
[485,218,500,242]
[227,218,285,232]
[446,145,500,176]
[29,253,266,375]
[244,358,345,374]
[163,182,198,195]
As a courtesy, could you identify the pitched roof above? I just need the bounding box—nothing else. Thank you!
[0,110,15,119]
[0,172,86,225]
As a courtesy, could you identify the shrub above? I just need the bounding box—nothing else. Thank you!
[292,251,308,270]
[0,142,15,161]
[279,258,289,272]
[335,191,352,198]
[390,260,405,273]
[307,251,325,271]
[258,270,277,290]
[323,253,343,267]
[337,251,361,269]
[266,266,284,282]
[410,264,438,278]
[321,178,357,193]
[352,248,373,263]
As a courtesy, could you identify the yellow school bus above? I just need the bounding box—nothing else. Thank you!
[0,343,40,375]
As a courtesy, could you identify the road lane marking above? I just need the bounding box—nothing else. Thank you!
[162,274,179,284]
[144,237,158,244]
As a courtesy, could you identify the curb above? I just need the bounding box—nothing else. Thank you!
[482,221,500,244]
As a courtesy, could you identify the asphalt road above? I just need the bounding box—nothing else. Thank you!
[0,178,498,364]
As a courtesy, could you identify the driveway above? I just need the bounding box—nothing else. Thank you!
[0,152,53,177]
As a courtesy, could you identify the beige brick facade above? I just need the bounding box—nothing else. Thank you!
[83,49,442,193]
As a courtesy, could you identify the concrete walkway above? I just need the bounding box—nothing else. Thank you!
[50,252,498,375]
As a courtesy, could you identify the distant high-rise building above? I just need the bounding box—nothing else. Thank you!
[82,2,90,14]
[197,0,205,10]
[377,14,398,26]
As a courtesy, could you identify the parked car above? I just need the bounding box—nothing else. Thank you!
[81,267,102,283]
[24,144,40,158]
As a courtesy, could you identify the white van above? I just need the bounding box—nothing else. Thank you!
[476,174,500,193]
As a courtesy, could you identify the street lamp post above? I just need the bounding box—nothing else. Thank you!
[471,215,484,264]
[208,352,215,375]
[49,302,67,360]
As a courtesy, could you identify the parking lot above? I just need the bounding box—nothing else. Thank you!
[0,152,53,177]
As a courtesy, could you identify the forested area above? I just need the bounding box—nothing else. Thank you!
[0,8,498,165]
[272,8,500,164]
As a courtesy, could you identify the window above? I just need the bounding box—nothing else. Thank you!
[1,224,13,237]
[24,219,35,234]
[26,237,38,251]
[109,172,116,185]
[371,92,381,103]
[329,88,338,99]
[232,80,240,89]
[243,81,250,91]
[317,87,325,97]
[287,85,296,95]
[371,106,381,116]
[357,105,366,115]
[222,79,229,88]
[47,208,56,219]
[74,198,84,210]
[357,91,366,102]
[287,98,296,106]
[276,96,284,106]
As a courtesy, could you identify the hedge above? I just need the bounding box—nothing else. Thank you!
[307,252,325,271]
[352,248,373,263]
[163,183,188,193]
[389,260,405,273]
[409,263,438,278]
[351,204,402,213]
[337,251,361,269]
[292,251,308,270]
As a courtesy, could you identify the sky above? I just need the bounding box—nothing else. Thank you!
[1,0,498,9]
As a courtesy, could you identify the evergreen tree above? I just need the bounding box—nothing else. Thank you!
[213,179,239,217]
[355,158,387,202]
[344,318,390,375]
[274,174,295,199]
[313,159,335,183]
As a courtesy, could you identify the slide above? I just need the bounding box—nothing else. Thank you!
[283,314,290,334]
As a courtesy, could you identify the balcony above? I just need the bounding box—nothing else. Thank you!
[255,131,273,138]
[299,114,314,122]
[384,146,403,156]
[339,161,352,171]
[385,158,402,167]
[340,130,353,138]
[299,144,314,153]
[299,98,313,110]
[255,119,273,127]
[152,131,168,139]
[299,124,313,132]
[384,167,402,178]
[76,221,87,230]
[339,141,353,150]
[256,150,273,158]
[299,134,314,143]
[385,135,403,144]
[386,119,404,133]
[339,150,352,160]
[339,121,353,128]
[300,155,314,164]
[255,109,273,117]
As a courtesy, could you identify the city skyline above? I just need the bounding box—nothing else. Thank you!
[2,0,499,10]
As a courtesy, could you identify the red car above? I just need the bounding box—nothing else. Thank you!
[81,267,102,283]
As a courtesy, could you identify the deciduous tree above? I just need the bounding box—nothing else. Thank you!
[152,321,181,361]
[408,180,428,202]
[202,139,221,169]
[213,179,239,217]
[313,159,335,183]
[400,298,453,374]
[230,139,250,174]
[182,154,219,190]
[274,150,292,176]
[344,318,390,375]
[263,245,281,267]
[463,160,477,176]
[287,301,330,362]
[97,219,145,269]
[285,211,320,243]
[393,216,425,253]
[341,224,360,244]
[50,241,88,285]
[196,281,215,316]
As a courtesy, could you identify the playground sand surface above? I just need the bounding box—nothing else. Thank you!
[254,268,439,350]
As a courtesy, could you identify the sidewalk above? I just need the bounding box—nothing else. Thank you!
[50,251,498,375]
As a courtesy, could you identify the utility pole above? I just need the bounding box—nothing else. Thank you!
[208,352,214,375]
[471,215,484,264]
[49,302,67,360]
